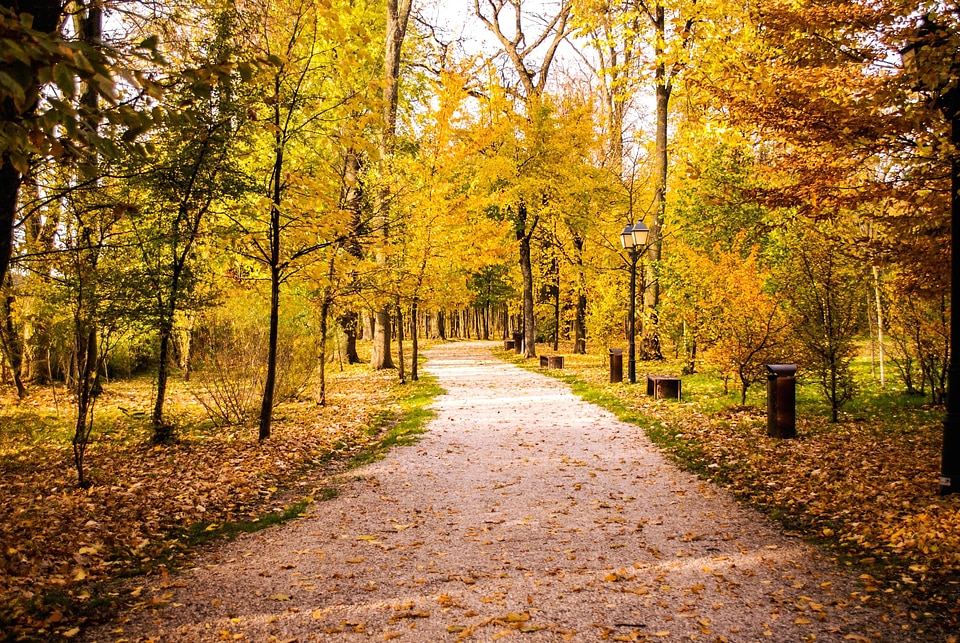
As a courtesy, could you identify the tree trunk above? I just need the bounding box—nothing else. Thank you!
[259,264,280,440]
[517,202,538,359]
[318,291,330,406]
[437,310,446,340]
[372,309,394,368]
[73,326,98,489]
[259,87,285,441]
[372,0,412,370]
[411,300,419,381]
[151,316,174,440]
[642,3,670,361]
[0,0,64,290]
[873,265,886,388]
[0,285,25,399]
[396,303,405,383]
[338,311,361,363]
[552,275,560,352]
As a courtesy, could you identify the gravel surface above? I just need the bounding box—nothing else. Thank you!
[82,341,905,642]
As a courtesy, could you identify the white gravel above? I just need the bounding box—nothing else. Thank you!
[82,341,906,642]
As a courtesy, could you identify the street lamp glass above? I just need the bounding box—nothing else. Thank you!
[631,221,650,247]
[620,224,636,249]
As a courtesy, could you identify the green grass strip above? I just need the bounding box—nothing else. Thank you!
[348,374,443,469]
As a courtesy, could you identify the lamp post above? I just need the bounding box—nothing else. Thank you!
[902,20,960,495]
[620,220,650,384]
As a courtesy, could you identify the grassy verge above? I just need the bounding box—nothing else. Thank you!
[499,343,960,637]
[348,375,443,470]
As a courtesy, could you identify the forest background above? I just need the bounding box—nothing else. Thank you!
[1,0,959,639]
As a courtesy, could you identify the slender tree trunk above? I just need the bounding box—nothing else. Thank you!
[259,88,285,440]
[437,310,446,340]
[259,264,281,440]
[0,284,25,399]
[71,0,103,487]
[152,315,174,438]
[73,327,97,489]
[572,233,587,354]
[517,202,537,358]
[372,0,412,370]
[411,300,419,381]
[873,265,886,388]
[318,293,330,406]
[396,303,405,383]
[552,276,560,352]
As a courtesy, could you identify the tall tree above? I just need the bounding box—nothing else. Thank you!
[131,5,244,441]
[473,0,571,358]
[227,0,372,439]
[370,0,413,370]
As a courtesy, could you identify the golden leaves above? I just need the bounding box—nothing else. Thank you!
[0,363,405,638]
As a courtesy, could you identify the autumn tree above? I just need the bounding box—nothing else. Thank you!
[472,0,570,359]
[369,0,413,371]
[127,4,247,442]
[779,231,866,422]
[228,0,373,439]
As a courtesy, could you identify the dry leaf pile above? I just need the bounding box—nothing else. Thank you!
[0,366,399,639]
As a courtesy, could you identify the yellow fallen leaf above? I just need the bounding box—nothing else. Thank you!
[63,627,80,638]
[345,557,365,563]
[269,594,291,601]
[654,632,671,637]
[73,568,87,582]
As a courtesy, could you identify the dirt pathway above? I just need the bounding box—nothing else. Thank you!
[83,341,902,642]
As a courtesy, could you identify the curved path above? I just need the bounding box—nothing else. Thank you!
[84,342,899,642]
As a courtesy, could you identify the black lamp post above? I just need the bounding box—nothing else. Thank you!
[902,21,960,495]
[620,220,650,384]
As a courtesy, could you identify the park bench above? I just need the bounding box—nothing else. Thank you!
[539,355,564,369]
[646,374,681,401]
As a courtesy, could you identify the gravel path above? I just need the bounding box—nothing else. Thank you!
[83,341,902,642]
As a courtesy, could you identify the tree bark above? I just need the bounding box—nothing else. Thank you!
[411,300,419,381]
[258,79,285,441]
[318,293,331,406]
[517,203,537,358]
[371,0,412,370]
[572,233,587,354]
[0,285,25,399]
[396,303,405,383]
[338,311,361,363]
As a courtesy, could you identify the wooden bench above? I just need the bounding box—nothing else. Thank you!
[646,375,681,401]
[539,355,564,369]
[504,339,516,351]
